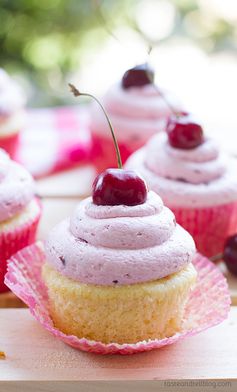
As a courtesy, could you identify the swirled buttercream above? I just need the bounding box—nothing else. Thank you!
[145,133,226,184]
[126,134,237,207]
[45,191,195,285]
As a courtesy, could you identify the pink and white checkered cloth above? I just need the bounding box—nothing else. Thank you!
[17,106,91,178]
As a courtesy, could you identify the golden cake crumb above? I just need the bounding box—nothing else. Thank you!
[0,351,6,360]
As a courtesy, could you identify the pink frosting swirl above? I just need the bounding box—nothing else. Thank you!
[145,133,226,184]
[90,84,182,143]
[45,191,195,286]
[126,135,237,208]
[0,69,26,116]
[0,149,36,222]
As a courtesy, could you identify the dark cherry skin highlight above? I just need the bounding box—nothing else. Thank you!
[167,113,204,150]
[122,64,154,89]
[92,168,148,206]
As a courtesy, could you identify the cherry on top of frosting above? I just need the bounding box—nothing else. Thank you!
[92,168,148,206]
[121,63,154,89]
[223,234,237,276]
[166,112,205,150]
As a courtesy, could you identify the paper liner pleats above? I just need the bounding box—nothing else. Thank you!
[0,132,20,159]
[0,199,41,292]
[172,201,237,257]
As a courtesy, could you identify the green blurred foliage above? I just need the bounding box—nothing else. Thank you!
[0,0,124,105]
[0,0,236,106]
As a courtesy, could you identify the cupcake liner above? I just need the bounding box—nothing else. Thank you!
[0,199,41,293]
[5,242,230,355]
[171,201,237,258]
[91,133,144,173]
[0,131,20,159]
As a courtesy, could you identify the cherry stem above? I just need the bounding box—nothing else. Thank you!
[155,86,180,117]
[144,64,180,117]
[69,83,122,169]
[210,253,223,262]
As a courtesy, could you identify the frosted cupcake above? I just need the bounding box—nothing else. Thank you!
[90,64,182,172]
[43,187,196,344]
[0,69,26,158]
[42,85,196,344]
[0,149,41,292]
[126,113,237,257]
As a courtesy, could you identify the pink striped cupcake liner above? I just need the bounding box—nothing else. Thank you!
[171,201,237,258]
[0,131,20,159]
[5,242,230,355]
[0,198,41,293]
[91,133,144,173]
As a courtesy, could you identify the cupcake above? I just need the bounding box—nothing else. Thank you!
[0,149,41,292]
[0,69,26,158]
[90,64,182,172]
[43,185,196,344]
[126,113,237,257]
[42,85,196,345]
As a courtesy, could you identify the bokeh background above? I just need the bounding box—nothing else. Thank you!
[0,0,237,151]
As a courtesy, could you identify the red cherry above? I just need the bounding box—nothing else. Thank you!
[167,113,204,149]
[92,168,148,206]
[122,64,154,89]
[223,234,237,276]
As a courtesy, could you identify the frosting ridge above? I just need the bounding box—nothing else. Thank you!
[145,134,226,185]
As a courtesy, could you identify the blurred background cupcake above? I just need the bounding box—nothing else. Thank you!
[0,149,41,293]
[0,69,26,158]
[89,63,182,172]
[126,113,237,257]
[1,1,237,181]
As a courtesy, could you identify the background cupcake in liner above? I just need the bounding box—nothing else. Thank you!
[0,149,41,292]
[126,122,237,257]
[90,64,182,172]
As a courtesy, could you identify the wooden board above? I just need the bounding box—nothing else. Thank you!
[0,308,237,383]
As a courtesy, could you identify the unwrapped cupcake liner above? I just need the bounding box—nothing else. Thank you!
[0,199,41,293]
[172,201,237,258]
[5,242,230,355]
[0,131,20,159]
